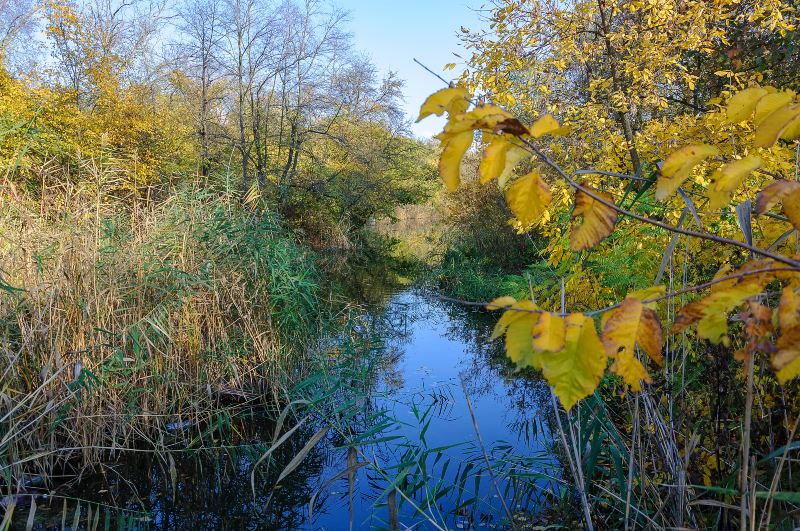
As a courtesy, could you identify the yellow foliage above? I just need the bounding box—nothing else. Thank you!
[417,87,471,122]
[539,313,607,411]
[505,170,552,226]
[603,297,663,365]
[754,103,800,148]
[707,156,763,210]
[656,144,719,201]
[438,131,474,192]
[569,187,618,251]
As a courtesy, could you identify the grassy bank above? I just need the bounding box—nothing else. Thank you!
[1,181,323,490]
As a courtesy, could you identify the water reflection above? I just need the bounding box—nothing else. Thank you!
[15,289,559,530]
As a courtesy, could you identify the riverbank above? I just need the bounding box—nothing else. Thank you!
[10,287,565,529]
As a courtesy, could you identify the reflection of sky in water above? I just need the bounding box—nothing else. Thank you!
[312,290,557,529]
[22,289,557,530]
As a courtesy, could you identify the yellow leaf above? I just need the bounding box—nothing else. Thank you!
[628,285,666,309]
[753,91,795,125]
[505,170,552,225]
[755,180,800,230]
[726,87,768,123]
[532,311,565,352]
[491,300,541,369]
[444,104,513,135]
[492,300,537,339]
[497,145,530,189]
[610,350,651,392]
[673,275,766,344]
[754,103,800,148]
[602,297,663,365]
[778,287,800,331]
[570,187,618,251]
[438,131,473,192]
[773,327,800,384]
[417,87,470,122]
[530,114,560,138]
[781,114,800,141]
[505,312,541,369]
[656,144,719,201]
[479,138,511,183]
[539,313,607,411]
[707,156,763,210]
[487,296,516,311]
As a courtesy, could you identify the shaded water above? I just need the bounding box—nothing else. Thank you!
[16,289,560,529]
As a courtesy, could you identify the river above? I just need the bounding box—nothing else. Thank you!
[20,288,560,530]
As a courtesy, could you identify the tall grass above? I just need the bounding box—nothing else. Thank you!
[0,159,321,492]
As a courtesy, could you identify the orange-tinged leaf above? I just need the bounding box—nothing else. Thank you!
[417,87,470,122]
[438,131,473,191]
[726,87,768,123]
[772,327,800,384]
[570,187,618,251]
[530,114,560,138]
[505,170,552,226]
[707,156,763,210]
[753,91,795,125]
[754,103,800,148]
[755,180,800,215]
[602,297,663,365]
[673,278,765,344]
[656,144,719,201]
[539,313,607,410]
[532,311,565,352]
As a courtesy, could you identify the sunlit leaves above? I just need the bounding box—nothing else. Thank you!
[726,87,769,123]
[773,288,800,383]
[754,103,800,148]
[539,313,607,411]
[490,303,605,410]
[529,114,560,138]
[438,131,473,191]
[416,87,470,122]
[672,261,775,344]
[505,170,552,226]
[570,187,618,251]
[656,144,719,201]
[531,311,565,352]
[444,104,513,135]
[707,156,763,210]
[479,138,512,183]
[603,297,663,364]
[602,297,662,391]
[490,300,541,369]
[753,91,795,125]
[755,180,800,230]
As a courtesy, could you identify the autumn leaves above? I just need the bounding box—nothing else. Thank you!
[419,85,800,411]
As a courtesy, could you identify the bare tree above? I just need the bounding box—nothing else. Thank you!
[175,0,224,176]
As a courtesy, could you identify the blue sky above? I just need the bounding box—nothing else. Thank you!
[338,0,484,138]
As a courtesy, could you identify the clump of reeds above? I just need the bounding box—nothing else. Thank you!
[0,157,321,492]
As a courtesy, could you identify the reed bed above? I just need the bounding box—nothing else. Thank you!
[0,159,321,492]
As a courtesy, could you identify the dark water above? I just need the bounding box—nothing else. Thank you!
[16,289,560,530]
